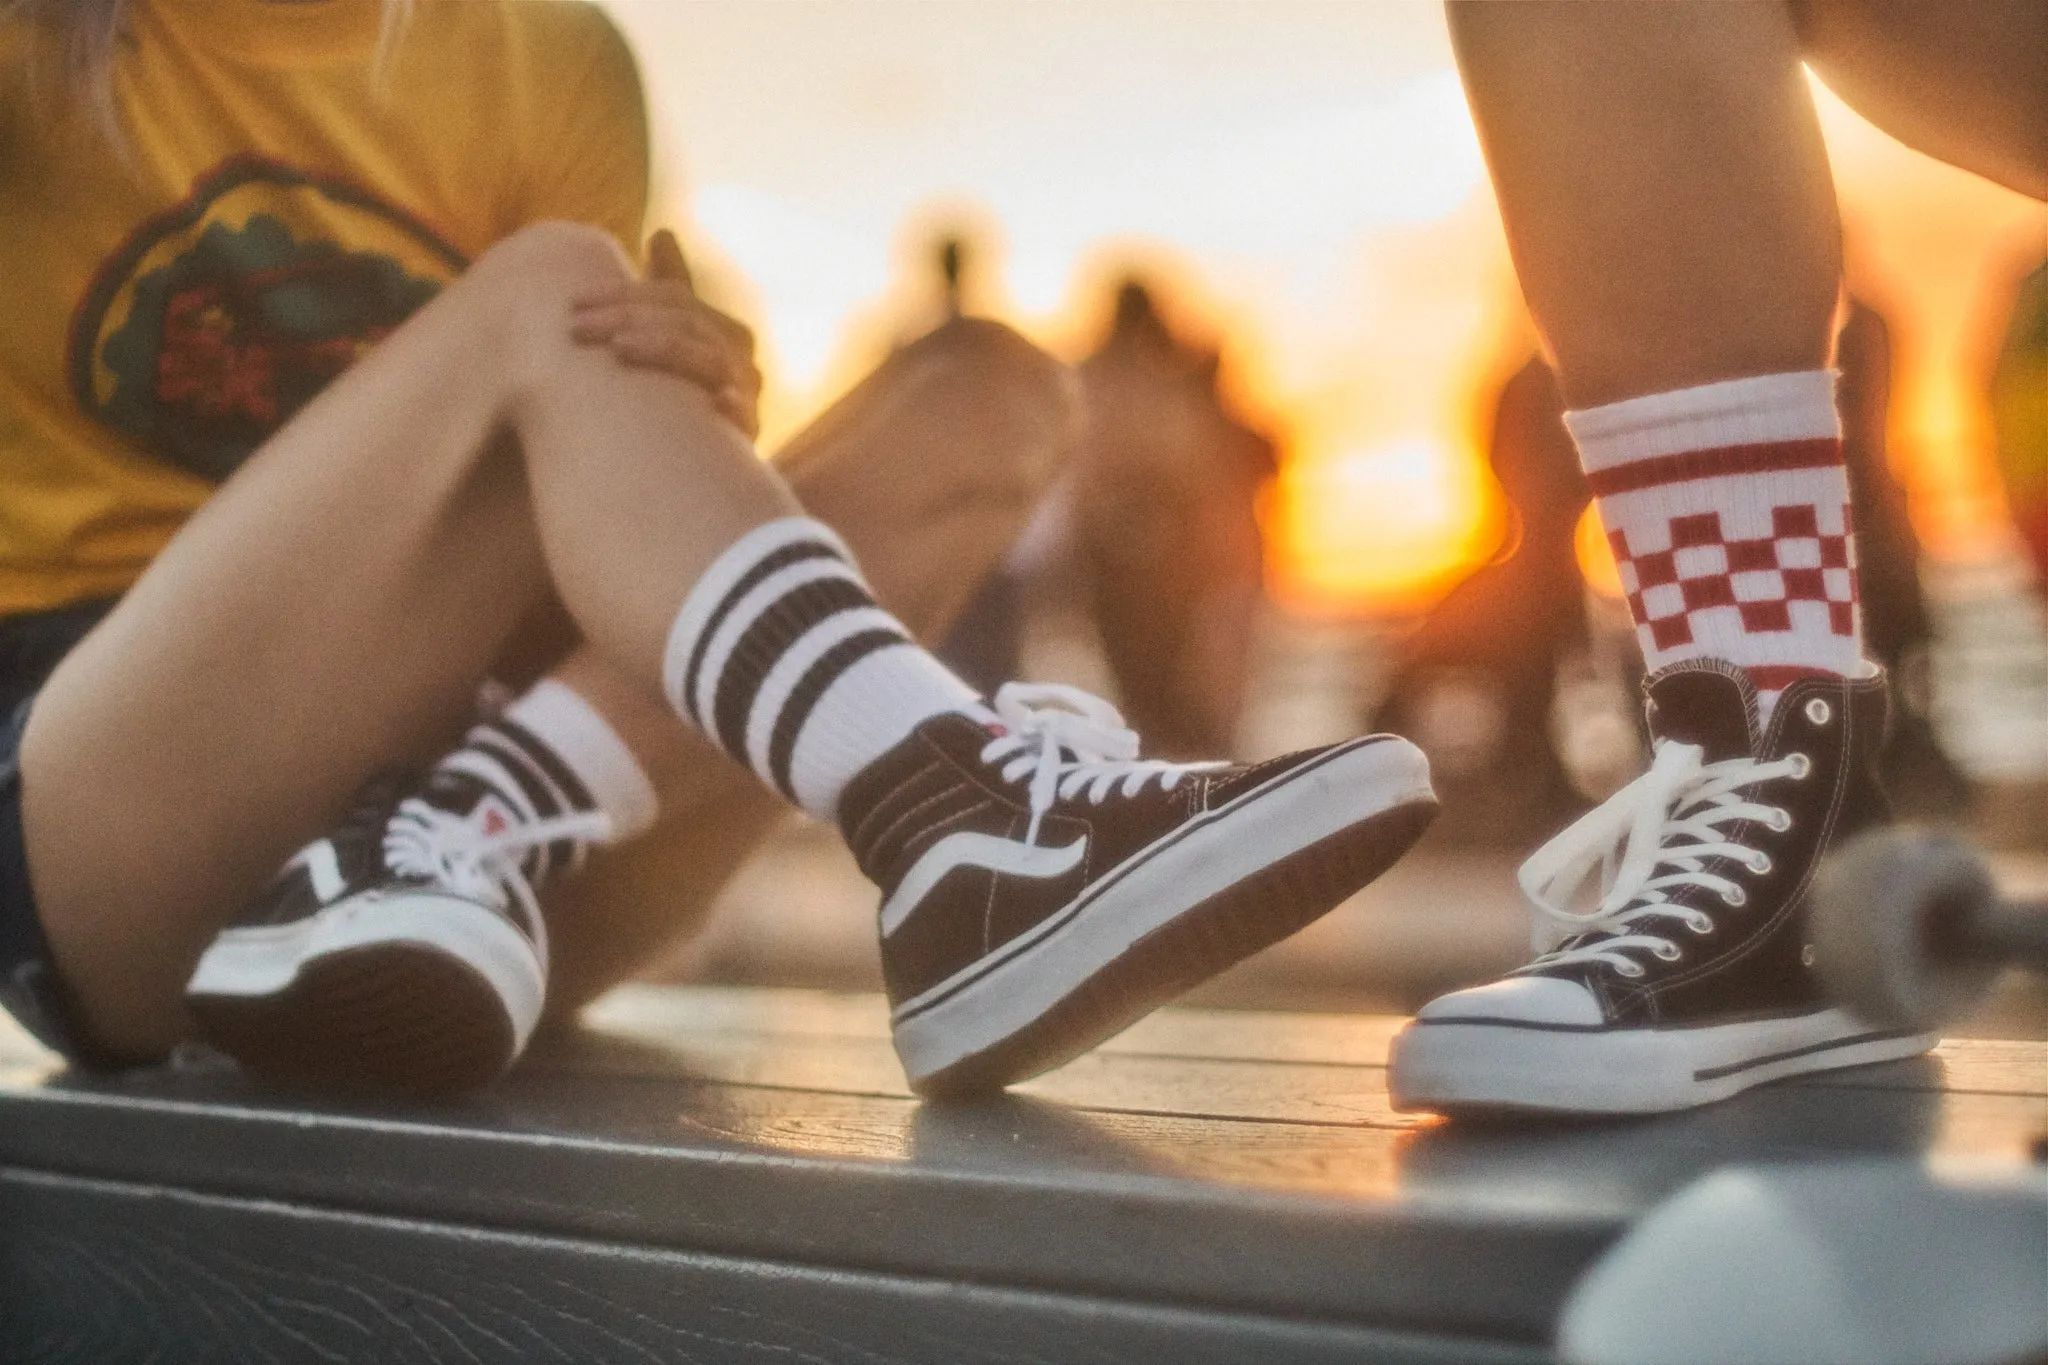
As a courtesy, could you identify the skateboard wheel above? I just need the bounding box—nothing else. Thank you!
[1810,828,2000,1032]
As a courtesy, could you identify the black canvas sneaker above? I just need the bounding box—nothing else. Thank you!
[841,682,1438,1095]
[1389,658,1935,1116]
[185,763,608,1095]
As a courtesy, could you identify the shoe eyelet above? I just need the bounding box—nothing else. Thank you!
[1804,698,1832,725]
[1615,961,1645,979]
[1767,809,1792,833]
[1652,942,1682,962]
[1787,753,1812,780]
[1722,886,1748,907]
[1800,943,1817,968]
[1687,914,1716,935]
[1749,853,1774,874]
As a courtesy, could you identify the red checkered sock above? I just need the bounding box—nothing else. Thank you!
[1565,370,1865,720]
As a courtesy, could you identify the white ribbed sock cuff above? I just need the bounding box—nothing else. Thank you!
[1565,370,1840,470]
[503,679,659,840]
[785,644,982,819]
[662,516,856,719]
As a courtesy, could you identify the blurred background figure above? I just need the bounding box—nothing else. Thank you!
[937,268,1278,760]
[1834,300,1971,815]
[1992,262,2048,583]
[1066,280,1276,758]
[1370,357,1596,845]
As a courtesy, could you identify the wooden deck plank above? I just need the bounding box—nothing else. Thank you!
[5,983,2044,1360]
[537,1023,1417,1128]
[579,985,2048,1097]
[579,984,1406,1067]
[3,1170,1542,1365]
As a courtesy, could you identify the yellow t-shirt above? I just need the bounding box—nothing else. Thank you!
[0,0,648,615]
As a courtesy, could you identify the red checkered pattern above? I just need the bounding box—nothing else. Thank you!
[1611,503,1858,651]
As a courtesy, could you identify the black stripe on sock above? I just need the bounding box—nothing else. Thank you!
[766,628,909,802]
[491,716,596,814]
[680,540,844,726]
[711,577,876,762]
[489,716,598,874]
[471,734,572,879]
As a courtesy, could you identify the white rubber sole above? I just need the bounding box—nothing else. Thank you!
[186,891,546,1053]
[890,736,1436,1088]
[1387,1006,1938,1116]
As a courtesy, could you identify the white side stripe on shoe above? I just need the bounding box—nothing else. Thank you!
[284,840,348,904]
[879,831,1087,937]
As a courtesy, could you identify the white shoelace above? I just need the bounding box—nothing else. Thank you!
[1513,738,1810,978]
[381,798,614,974]
[981,682,1227,845]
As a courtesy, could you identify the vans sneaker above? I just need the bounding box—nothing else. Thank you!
[845,682,1438,1095]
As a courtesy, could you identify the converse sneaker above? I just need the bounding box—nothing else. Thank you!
[185,763,608,1095]
[841,682,1438,1095]
[1389,659,1935,1116]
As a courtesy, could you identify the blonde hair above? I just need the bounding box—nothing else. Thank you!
[3,0,414,146]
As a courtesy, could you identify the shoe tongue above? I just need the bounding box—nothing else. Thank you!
[420,769,524,838]
[1643,661,1758,763]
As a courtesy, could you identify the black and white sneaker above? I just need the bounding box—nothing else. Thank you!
[185,758,608,1096]
[840,682,1438,1095]
[1389,659,1935,1116]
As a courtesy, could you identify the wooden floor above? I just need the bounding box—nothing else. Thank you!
[3,986,2044,1363]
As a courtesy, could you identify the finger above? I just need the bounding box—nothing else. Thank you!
[569,304,630,341]
[646,229,693,289]
[706,310,757,361]
[571,281,697,320]
[591,305,737,362]
[717,386,760,440]
[611,330,734,387]
[569,281,634,311]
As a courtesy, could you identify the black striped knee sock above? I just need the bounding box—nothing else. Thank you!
[661,517,984,820]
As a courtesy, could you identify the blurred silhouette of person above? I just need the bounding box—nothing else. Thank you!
[1834,301,1970,812]
[1991,260,2048,580]
[1371,356,1592,843]
[926,232,1033,693]
[1070,280,1277,757]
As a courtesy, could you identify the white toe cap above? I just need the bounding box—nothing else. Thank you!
[1415,975,1604,1026]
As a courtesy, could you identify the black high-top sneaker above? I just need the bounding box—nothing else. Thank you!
[840,682,1438,1096]
[186,763,609,1095]
[1389,658,1935,1116]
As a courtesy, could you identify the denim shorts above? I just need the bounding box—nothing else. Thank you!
[0,596,122,1066]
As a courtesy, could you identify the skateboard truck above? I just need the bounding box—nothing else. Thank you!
[1809,827,2048,1033]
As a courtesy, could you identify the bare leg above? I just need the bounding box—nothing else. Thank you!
[23,223,799,1057]
[539,320,1078,1018]
[1794,0,2048,200]
[1446,0,1841,407]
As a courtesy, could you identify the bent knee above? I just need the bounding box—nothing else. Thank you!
[473,220,635,293]
[465,222,635,333]
[460,222,636,387]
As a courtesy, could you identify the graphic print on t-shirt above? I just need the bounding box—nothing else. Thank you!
[68,154,468,483]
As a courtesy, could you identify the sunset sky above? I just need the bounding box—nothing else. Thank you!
[600,0,2047,615]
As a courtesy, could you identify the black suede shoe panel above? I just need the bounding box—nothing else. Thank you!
[1529,667,1891,1028]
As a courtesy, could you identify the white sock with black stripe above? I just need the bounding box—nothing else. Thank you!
[421,678,659,883]
[662,517,983,819]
